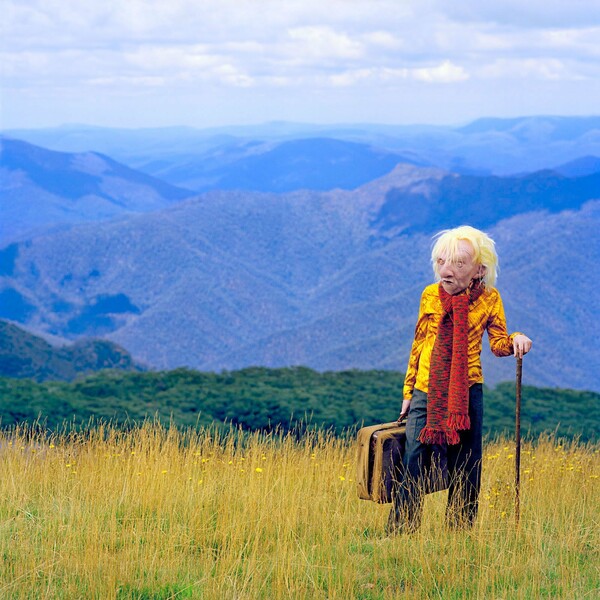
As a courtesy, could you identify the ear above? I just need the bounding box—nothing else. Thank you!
[477,264,487,278]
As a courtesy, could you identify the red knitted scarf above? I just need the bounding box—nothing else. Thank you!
[418,280,484,445]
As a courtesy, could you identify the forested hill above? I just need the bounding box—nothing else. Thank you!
[0,319,144,381]
[1,367,597,441]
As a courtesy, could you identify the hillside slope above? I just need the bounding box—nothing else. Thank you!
[0,319,144,381]
[1,160,598,391]
[0,137,195,244]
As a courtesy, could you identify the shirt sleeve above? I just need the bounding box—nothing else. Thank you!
[487,291,521,357]
[403,290,430,400]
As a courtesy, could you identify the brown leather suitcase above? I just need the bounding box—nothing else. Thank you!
[356,421,406,503]
[356,420,448,504]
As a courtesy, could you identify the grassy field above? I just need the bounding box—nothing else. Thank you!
[1,423,598,599]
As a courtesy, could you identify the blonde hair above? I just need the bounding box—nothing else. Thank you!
[431,225,499,289]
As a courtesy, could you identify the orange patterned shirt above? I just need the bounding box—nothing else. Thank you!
[403,283,520,400]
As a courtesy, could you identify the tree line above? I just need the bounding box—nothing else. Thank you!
[1,367,597,441]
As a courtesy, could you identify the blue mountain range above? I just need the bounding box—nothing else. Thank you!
[1,116,599,392]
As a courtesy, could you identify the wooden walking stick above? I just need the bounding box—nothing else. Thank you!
[515,356,523,526]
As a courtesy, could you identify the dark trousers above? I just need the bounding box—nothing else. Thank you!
[388,384,483,532]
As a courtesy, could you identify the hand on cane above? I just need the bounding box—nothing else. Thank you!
[513,334,532,359]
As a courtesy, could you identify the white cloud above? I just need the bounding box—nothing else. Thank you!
[329,62,468,87]
[479,58,580,81]
[538,28,600,58]
[413,61,469,83]
[329,68,379,87]
[1,0,599,127]
[361,31,404,50]
[213,64,255,87]
[286,26,365,60]
[124,46,219,72]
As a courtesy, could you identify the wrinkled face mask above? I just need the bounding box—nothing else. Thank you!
[436,240,483,295]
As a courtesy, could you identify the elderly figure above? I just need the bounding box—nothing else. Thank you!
[388,225,532,533]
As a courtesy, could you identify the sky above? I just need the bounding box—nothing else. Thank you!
[1,0,600,130]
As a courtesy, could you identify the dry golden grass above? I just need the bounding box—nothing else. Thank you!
[1,423,598,599]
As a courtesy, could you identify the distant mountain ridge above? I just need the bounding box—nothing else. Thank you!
[5,115,600,180]
[457,115,600,140]
[144,137,425,193]
[0,137,195,244]
[0,319,144,381]
[1,137,193,200]
[375,169,600,235]
[552,156,600,178]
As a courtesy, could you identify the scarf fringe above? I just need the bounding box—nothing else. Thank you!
[447,414,471,431]
[417,427,447,445]
[445,430,461,445]
[418,427,462,445]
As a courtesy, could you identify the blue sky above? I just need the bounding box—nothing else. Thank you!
[2,0,599,129]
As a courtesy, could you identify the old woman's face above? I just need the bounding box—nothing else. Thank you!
[436,240,483,295]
